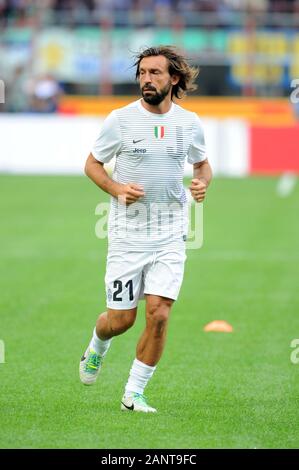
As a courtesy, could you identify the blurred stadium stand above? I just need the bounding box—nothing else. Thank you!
[0,1,298,175]
[1,1,299,27]
[1,0,299,110]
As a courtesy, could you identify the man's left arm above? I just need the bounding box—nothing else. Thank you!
[189,159,213,203]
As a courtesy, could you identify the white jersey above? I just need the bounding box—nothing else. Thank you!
[91,99,206,251]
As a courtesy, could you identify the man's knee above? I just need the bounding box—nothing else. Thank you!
[108,308,137,335]
[146,296,173,334]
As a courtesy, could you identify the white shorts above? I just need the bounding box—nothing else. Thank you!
[105,250,187,310]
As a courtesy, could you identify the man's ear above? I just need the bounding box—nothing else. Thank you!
[171,74,180,86]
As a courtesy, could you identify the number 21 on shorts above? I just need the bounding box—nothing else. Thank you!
[112,279,134,301]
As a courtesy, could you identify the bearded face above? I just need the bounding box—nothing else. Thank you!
[141,81,173,105]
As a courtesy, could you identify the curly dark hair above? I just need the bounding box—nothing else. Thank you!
[134,45,199,100]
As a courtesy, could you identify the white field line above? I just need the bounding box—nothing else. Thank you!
[2,250,299,261]
[193,251,299,261]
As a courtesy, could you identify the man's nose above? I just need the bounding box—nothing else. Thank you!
[143,72,152,83]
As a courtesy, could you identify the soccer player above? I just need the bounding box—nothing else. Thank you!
[80,46,212,413]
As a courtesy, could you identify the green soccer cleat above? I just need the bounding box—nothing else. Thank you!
[121,393,157,413]
[79,347,103,385]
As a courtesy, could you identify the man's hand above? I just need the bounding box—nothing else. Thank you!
[118,183,145,205]
[84,154,145,204]
[189,178,207,203]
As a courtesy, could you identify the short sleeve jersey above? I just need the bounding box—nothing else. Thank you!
[92,99,206,251]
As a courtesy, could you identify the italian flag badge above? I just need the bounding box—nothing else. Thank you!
[154,126,165,139]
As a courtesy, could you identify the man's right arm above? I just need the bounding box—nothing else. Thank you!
[85,153,145,204]
[85,152,122,198]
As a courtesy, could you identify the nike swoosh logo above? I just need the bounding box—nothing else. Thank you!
[121,401,134,411]
[133,139,145,144]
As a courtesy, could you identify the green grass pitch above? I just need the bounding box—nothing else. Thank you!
[0,174,298,449]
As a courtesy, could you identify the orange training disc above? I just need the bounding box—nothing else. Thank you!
[204,320,233,333]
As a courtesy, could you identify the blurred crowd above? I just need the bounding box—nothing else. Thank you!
[1,0,299,112]
[1,0,299,27]
[4,68,63,112]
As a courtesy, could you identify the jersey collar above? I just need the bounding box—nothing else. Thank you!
[137,99,175,119]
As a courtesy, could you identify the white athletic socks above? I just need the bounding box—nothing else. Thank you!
[90,328,112,357]
[88,331,156,396]
[125,358,156,397]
